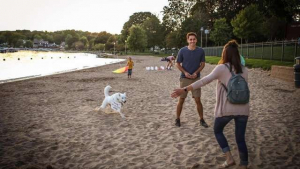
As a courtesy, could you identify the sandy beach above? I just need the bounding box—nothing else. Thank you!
[0,55,299,169]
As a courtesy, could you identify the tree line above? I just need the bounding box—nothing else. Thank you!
[162,0,299,48]
[0,0,299,52]
[0,30,121,51]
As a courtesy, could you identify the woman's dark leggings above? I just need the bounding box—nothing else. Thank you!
[214,115,248,166]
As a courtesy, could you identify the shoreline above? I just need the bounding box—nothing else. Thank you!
[0,51,125,83]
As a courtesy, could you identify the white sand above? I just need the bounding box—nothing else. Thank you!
[0,55,299,169]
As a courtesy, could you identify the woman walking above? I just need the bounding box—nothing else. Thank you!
[171,40,250,169]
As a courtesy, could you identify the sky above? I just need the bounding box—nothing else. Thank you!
[0,0,169,34]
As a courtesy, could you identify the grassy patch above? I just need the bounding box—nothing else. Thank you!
[205,56,221,65]
[123,52,295,70]
[205,56,294,70]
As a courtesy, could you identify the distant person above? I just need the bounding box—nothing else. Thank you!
[166,54,176,70]
[174,32,208,128]
[127,57,134,78]
[171,40,250,169]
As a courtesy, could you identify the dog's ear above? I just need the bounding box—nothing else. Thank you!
[124,93,126,96]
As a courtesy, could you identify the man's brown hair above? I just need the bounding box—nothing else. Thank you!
[186,32,197,39]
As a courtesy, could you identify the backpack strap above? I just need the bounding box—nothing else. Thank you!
[220,63,234,92]
[224,63,235,76]
[221,82,228,92]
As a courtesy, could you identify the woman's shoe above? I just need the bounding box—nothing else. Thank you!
[218,161,236,168]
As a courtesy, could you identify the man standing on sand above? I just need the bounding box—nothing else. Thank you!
[175,32,208,128]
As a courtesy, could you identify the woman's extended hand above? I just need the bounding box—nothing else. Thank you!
[171,88,185,98]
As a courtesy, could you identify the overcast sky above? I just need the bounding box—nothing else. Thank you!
[0,0,169,34]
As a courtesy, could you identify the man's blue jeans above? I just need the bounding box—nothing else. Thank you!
[214,115,248,166]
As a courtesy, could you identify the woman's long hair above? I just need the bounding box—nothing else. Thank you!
[218,40,243,74]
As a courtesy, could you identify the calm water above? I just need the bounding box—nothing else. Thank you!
[0,51,125,83]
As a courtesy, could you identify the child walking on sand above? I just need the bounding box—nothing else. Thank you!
[127,57,134,78]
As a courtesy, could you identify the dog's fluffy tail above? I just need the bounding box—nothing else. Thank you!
[104,85,112,97]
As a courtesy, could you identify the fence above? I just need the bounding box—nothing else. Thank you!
[203,40,299,62]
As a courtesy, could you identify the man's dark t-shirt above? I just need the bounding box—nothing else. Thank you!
[176,46,205,78]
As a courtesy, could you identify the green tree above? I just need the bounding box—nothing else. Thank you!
[231,4,264,43]
[25,40,33,48]
[65,34,73,49]
[177,17,202,47]
[106,35,117,51]
[43,34,54,43]
[262,15,286,41]
[79,36,88,49]
[88,38,95,50]
[0,34,5,44]
[1,32,12,46]
[94,31,112,44]
[65,33,79,49]
[74,41,84,50]
[53,33,65,44]
[162,0,196,31]
[116,43,124,52]
[121,12,154,42]
[16,30,33,40]
[165,31,179,49]
[263,0,300,22]
[16,39,24,48]
[10,32,25,47]
[33,34,42,40]
[93,43,105,51]
[142,15,164,50]
[127,25,147,52]
[210,18,232,46]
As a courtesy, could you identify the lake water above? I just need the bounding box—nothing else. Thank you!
[0,51,125,83]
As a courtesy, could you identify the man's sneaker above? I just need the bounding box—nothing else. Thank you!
[200,119,209,128]
[175,119,181,127]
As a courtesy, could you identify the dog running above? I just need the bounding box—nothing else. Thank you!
[100,85,127,118]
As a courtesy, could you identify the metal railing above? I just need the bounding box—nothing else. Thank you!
[203,40,299,62]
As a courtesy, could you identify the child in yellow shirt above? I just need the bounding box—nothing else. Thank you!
[127,57,134,78]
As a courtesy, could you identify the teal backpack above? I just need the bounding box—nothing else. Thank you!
[221,64,250,104]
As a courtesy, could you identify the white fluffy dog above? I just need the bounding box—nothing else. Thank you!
[100,85,127,118]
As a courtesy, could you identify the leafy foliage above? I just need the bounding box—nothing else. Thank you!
[121,12,154,42]
[177,17,202,47]
[210,18,232,46]
[0,1,299,50]
[141,15,164,49]
[262,15,286,41]
[94,31,112,44]
[162,0,195,31]
[24,40,33,48]
[231,4,264,42]
[127,25,147,52]
[264,0,300,22]
[93,43,105,51]
[165,31,179,49]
